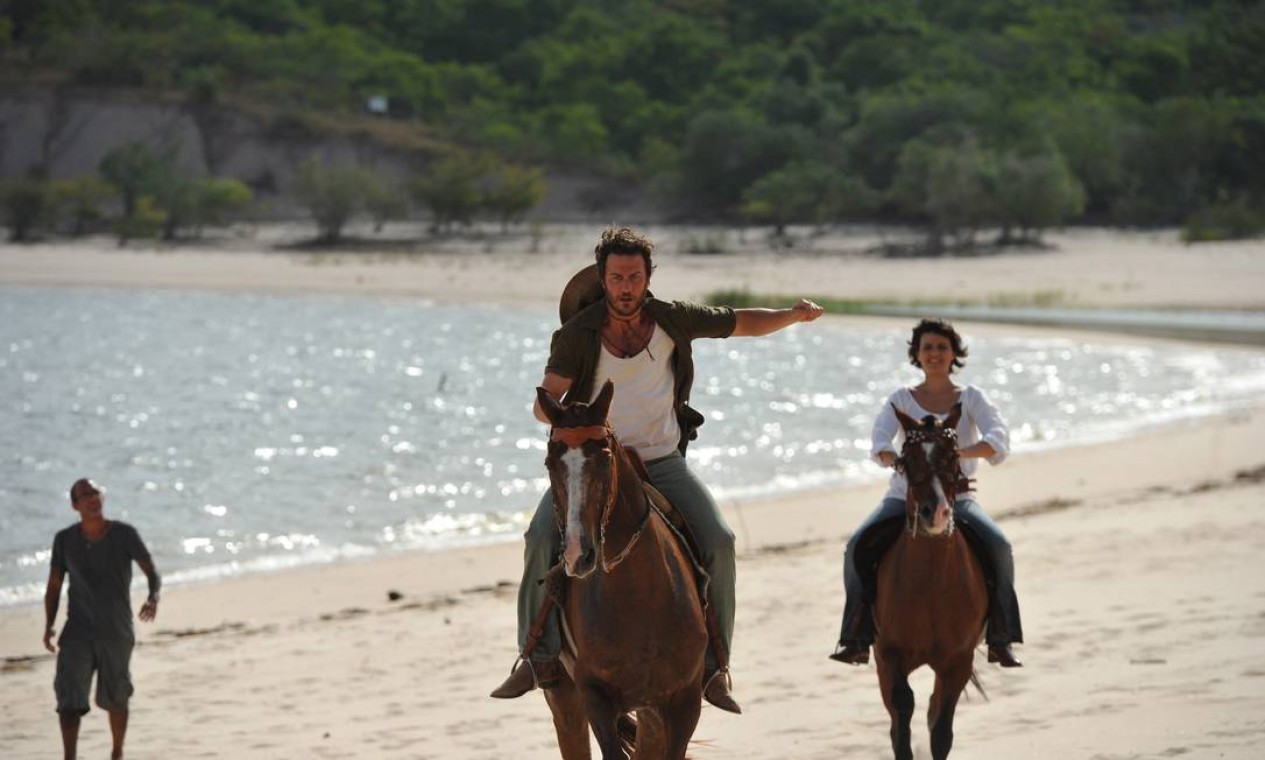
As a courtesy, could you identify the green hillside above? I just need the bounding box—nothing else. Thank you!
[3,0,1264,234]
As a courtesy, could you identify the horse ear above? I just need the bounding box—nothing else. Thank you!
[592,379,615,420]
[944,402,963,430]
[892,404,919,431]
[537,387,563,424]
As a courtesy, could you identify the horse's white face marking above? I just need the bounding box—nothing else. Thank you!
[561,447,587,570]
[922,440,953,535]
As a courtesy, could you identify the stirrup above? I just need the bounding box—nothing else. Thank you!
[490,657,545,699]
[703,668,742,714]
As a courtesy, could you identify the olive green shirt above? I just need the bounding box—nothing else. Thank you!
[545,296,736,452]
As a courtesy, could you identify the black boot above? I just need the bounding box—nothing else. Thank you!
[828,642,870,665]
[987,643,1023,668]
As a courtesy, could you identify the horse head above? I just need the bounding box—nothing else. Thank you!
[538,380,617,578]
[894,402,963,537]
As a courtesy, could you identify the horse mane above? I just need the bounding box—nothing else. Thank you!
[623,444,652,483]
[607,434,651,512]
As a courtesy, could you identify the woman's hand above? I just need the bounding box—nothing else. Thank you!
[957,442,996,460]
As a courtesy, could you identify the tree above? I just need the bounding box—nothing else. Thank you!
[891,138,997,254]
[741,163,845,236]
[993,150,1085,244]
[677,111,814,217]
[410,152,492,233]
[114,197,167,246]
[363,178,409,232]
[481,163,546,232]
[155,177,254,239]
[292,158,375,243]
[51,175,114,237]
[98,142,173,219]
[0,174,54,242]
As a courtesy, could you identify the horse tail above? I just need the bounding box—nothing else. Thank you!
[617,713,637,755]
[968,668,989,702]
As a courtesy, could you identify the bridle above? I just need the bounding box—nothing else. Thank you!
[899,424,963,536]
[549,424,652,572]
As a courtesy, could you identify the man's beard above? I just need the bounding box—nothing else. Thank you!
[607,292,646,318]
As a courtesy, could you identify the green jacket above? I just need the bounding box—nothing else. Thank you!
[545,296,736,453]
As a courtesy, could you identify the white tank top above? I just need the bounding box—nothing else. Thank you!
[591,325,681,460]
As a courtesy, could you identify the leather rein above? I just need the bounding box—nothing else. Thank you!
[549,424,652,572]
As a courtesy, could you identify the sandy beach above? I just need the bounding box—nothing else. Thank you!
[2,228,1264,759]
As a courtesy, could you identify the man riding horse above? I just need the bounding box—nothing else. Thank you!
[491,226,824,712]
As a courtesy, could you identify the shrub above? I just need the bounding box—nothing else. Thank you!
[1183,199,1265,242]
[0,175,54,242]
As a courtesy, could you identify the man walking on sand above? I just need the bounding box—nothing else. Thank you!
[44,478,161,760]
[491,226,824,713]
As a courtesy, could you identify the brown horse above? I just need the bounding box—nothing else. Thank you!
[873,402,989,760]
[537,380,709,760]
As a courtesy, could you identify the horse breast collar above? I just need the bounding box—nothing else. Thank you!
[902,424,957,446]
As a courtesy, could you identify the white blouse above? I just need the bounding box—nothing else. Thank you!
[870,385,1010,501]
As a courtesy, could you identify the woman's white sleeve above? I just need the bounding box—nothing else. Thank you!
[968,386,1010,465]
[869,396,901,464]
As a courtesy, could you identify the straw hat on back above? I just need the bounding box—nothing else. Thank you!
[558,264,604,325]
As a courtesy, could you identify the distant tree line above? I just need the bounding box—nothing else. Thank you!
[0,142,547,244]
[2,0,1264,246]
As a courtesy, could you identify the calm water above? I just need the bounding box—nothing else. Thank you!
[4,286,1265,607]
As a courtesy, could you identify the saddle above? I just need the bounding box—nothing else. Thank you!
[852,516,1000,641]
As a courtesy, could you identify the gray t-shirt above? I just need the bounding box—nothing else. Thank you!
[51,521,152,642]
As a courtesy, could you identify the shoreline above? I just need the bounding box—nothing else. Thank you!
[3,382,1263,616]
[4,397,1262,655]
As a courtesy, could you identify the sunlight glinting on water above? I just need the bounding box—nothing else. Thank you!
[3,286,1264,606]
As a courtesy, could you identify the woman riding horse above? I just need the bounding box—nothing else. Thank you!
[830,317,1024,667]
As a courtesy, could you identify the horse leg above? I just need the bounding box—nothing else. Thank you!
[578,684,628,760]
[876,654,915,760]
[543,672,592,760]
[659,685,703,760]
[632,708,666,758]
[927,657,974,760]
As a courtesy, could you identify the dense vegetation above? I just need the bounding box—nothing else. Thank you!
[3,0,1264,245]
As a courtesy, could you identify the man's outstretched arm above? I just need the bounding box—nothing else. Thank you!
[730,300,824,337]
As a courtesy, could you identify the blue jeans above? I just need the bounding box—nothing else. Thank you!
[839,497,1023,647]
[517,452,736,669]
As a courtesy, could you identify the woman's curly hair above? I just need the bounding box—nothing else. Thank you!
[908,318,968,371]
